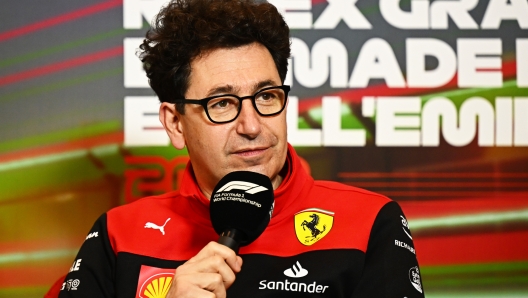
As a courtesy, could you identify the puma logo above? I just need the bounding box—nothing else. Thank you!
[144,218,171,235]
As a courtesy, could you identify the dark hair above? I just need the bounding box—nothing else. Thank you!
[139,0,290,113]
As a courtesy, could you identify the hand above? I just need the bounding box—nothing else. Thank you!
[166,241,243,298]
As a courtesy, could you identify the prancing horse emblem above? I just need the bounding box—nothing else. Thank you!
[301,214,326,239]
[294,208,334,246]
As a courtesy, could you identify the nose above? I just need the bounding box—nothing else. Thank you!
[235,99,262,139]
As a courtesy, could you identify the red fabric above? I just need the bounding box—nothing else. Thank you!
[106,144,391,259]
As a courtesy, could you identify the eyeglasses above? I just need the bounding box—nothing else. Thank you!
[171,85,290,124]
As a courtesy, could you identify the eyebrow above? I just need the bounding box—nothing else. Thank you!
[253,79,277,91]
[204,79,279,97]
[205,85,238,97]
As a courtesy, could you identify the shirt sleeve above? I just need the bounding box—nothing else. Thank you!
[352,201,425,297]
[58,213,116,297]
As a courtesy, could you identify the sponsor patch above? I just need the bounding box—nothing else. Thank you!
[217,181,268,194]
[144,218,171,235]
[294,208,334,246]
[409,266,423,293]
[401,215,413,240]
[259,280,329,293]
[85,231,98,240]
[63,279,80,291]
[395,239,416,254]
[69,259,82,272]
[259,261,329,293]
[284,261,308,278]
[136,265,175,298]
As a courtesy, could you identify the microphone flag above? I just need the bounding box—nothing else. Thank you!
[210,171,274,253]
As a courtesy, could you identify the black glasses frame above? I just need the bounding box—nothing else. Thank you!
[171,85,290,124]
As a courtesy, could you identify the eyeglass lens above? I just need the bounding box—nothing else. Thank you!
[206,87,286,122]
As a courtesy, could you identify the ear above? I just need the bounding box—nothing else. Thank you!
[159,102,186,149]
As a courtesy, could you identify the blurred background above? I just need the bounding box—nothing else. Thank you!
[0,0,527,297]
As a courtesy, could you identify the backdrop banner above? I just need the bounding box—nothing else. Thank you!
[0,0,527,297]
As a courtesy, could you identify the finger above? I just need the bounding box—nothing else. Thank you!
[167,285,216,298]
[235,255,243,273]
[189,241,241,272]
[200,273,227,298]
[172,273,226,298]
[177,255,237,287]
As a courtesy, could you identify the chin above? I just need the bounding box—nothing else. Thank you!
[237,165,272,178]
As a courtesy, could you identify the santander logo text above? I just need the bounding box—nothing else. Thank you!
[259,261,330,294]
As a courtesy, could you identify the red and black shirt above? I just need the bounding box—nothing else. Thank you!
[59,145,424,297]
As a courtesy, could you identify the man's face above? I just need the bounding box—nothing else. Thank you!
[165,42,288,198]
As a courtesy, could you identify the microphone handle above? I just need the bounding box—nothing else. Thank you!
[218,229,242,254]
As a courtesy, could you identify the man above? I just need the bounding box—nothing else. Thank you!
[56,0,424,297]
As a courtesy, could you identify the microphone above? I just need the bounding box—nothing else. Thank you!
[210,171,274,254]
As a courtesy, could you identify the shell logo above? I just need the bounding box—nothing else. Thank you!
[141,275,173,298]
[136,265,175,298]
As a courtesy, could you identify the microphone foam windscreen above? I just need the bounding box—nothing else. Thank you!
[210,171,274,246]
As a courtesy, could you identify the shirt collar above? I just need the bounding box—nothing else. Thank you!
[178,143,313,225]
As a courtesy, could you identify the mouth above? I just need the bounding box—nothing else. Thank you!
[233,147,268,157]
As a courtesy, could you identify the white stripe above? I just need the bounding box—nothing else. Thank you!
[246,186,268,194]
[217,181,258,192]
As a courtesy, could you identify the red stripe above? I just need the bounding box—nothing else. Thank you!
[297,60,517,113]
[347,181,528,188]
[0,263,71,288]
[400,195,528,219]
[377,190,527,197]
[0,0,122,42]
[414,230,528,266]
[0,46,123,87]
[339,172,528,178]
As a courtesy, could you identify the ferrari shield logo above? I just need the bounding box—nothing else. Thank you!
[294,208,334,246]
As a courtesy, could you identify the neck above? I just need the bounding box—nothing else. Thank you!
[271,172,284,190]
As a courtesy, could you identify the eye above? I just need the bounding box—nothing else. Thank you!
[213,100,229,108]
[208,96,238,110]
[257,91,277,102]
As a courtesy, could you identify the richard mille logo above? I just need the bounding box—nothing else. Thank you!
[144,218,171,235]
[217,181,268,194]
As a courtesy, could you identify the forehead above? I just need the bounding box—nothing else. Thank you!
[186,43,281,97]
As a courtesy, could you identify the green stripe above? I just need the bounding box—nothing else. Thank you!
[0,28,126,69]
[425,275,528,287]
[301,80,521,126]
[0,67,123,104]
[425,291,528,298]
[409,209,528,231]
[0,149,86,173]
[298,80,525,124]
[0,249,77,266]
[422,262,528,295]
[421,80,523,103]
[0,121,121,154]
[0,286,51,298]
[422,261,528,276]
